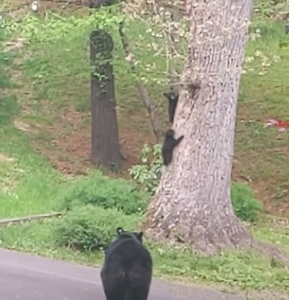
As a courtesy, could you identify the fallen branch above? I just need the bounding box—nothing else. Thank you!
[118,19,163,142]
[0,212,63,227]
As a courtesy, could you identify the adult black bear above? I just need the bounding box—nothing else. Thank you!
[101,227,153,300]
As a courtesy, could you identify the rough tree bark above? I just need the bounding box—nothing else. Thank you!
[90,29,123,171]
[143,0,254,255]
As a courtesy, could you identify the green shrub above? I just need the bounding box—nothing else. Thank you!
[129,143,162,195]
[231,182,262,222]
[58,172,149,215]
[53,204,142,251]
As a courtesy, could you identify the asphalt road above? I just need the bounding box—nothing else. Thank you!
[0,248,247,300]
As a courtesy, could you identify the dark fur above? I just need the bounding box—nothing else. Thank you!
[88,0,121,8]
[163,88,179,123]
[101,227,153,300]
[162,129,184,166]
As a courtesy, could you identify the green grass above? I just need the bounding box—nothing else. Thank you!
[0,216,288,292]
[0,7,289,295]
[0,30,66,218]
[0,122,67,217]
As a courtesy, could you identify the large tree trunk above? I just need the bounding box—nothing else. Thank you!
[143,0,254,255]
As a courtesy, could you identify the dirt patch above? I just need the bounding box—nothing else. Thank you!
[3,38,26,52]
[30,107,156,177]
[0,153,14,163]
[31,109,91,175]
[14,119,38,133]
[252,181,289,216]
[235,149,289,217]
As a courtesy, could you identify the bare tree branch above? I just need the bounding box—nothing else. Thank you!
[118,19,163,142]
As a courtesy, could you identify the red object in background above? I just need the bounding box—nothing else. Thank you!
[264,119,289,132]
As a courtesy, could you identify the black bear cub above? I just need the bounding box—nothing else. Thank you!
[163,88,179,123]
[101,227,153,300]
[162,129,184,166]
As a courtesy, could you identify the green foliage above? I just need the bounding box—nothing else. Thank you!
[129,144,162,194]
[254,0,276,19]
[6,10,171,113]
[231,182,263,223]
[53,204,141,251]
[0,33,18,125]
[58,172,148,215]
[254,0,289,20]
[2,11,124,43]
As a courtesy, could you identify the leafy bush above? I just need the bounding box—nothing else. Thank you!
[231,182,262,222]
[53,204,142,251]
[129,144,162,195]
[130,144,262,222]
[58,172,148,215]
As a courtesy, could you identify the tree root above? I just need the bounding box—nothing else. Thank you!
[250,238,289,268]
[144,225,289,267]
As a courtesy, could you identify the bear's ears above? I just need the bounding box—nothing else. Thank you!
[136,231,144,242]
[116,227,143,242]
[116,227,124,235]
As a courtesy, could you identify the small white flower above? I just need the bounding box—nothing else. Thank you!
[31,1,38,12]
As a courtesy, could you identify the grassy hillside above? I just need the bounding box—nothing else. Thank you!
[0,3,289,297]
[2,12,289,216]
